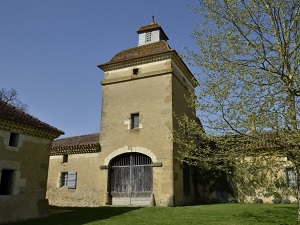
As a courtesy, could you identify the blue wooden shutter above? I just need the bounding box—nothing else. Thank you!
[67,171,77,189]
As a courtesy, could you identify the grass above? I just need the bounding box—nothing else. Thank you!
[10,203,299,225]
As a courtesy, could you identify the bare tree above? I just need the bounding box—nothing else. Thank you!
[0,88,28,112]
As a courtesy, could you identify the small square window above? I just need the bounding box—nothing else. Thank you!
[131,113,139,129]
[9,133,19,147]
[0,170,14,195]
[62,154,68,163]
[133,68,139,75]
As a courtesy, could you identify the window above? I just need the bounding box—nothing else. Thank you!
[9,133,19,147]
[183,162,190,196]
[60,172,68,187]
[133,68,139,75]
[131,113,139,129]
[145,32,152,43]
[0,170,14,195]
[184,123,188,135]
[62,154,68,163]
[60,171,77,189]
[286,168,296,187]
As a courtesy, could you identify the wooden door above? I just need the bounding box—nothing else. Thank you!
[110,153,153,205]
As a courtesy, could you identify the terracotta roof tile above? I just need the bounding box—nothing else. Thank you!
[52,133,99,147]
[136,23,162,33]
[0,99,64,135]
[98,40,173,67]
[51,133,100,155]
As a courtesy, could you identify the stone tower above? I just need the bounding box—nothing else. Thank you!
[98,19,198,206]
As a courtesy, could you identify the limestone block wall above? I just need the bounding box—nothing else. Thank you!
[0,130,51,224]
[47,153,101,206]
[237,157,298,204]
[99,60,175,206]
[171,60,198,205]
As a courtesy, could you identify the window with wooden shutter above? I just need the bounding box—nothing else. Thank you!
[67,171,77,189]
[60,172,68,187]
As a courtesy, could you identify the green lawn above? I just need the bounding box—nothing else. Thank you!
[11,204,299,225]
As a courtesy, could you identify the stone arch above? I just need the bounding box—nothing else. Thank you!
[103,146,157,165]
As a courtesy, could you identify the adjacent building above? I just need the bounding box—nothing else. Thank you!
[0,100,63,223]
[47,133,101,206]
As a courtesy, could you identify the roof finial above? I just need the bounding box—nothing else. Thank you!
[151,16,155,25]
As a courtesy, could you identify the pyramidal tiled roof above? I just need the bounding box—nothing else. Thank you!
[98,40,173,67]
[136,23,162,33]
[136,22,169,40]
[0,99,64,135]
[51,133,100,155]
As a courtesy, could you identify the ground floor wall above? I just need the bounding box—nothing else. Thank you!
[173,159,196,205]
[98,146,176,207]
[193,158,298,204]
[47,146,197,207]
[47,152,298,207]
[0,195,48,224]
[46,153,101,207]
[0,132,53,223]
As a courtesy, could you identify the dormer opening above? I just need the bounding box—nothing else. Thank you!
[133,68,139,75]
[145,32,152,44]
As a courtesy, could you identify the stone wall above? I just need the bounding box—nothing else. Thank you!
[99,59,175,206]
[0,130,52,224]
[171,62,197,205]
[46,153,101,206]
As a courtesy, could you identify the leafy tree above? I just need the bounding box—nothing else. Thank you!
[0,88,28,112]
[175,0,300,219]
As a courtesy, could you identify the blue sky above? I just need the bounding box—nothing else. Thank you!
[0,0,199,138]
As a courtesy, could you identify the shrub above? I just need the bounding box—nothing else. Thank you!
[272,192,281,199]
[253,198,263,204]
[272,198,282,204]
[228,197,237,203]
[210,198,221,204]
[281,199,291,204]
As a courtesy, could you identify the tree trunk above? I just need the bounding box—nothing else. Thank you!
[288,91,299,221]
[297,165,300,221]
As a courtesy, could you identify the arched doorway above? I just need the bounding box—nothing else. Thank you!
[109,153,153,205]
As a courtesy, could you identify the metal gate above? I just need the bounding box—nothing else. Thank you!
[110,153,153,205]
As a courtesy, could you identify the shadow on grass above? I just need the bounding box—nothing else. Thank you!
[11,206,141,225]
